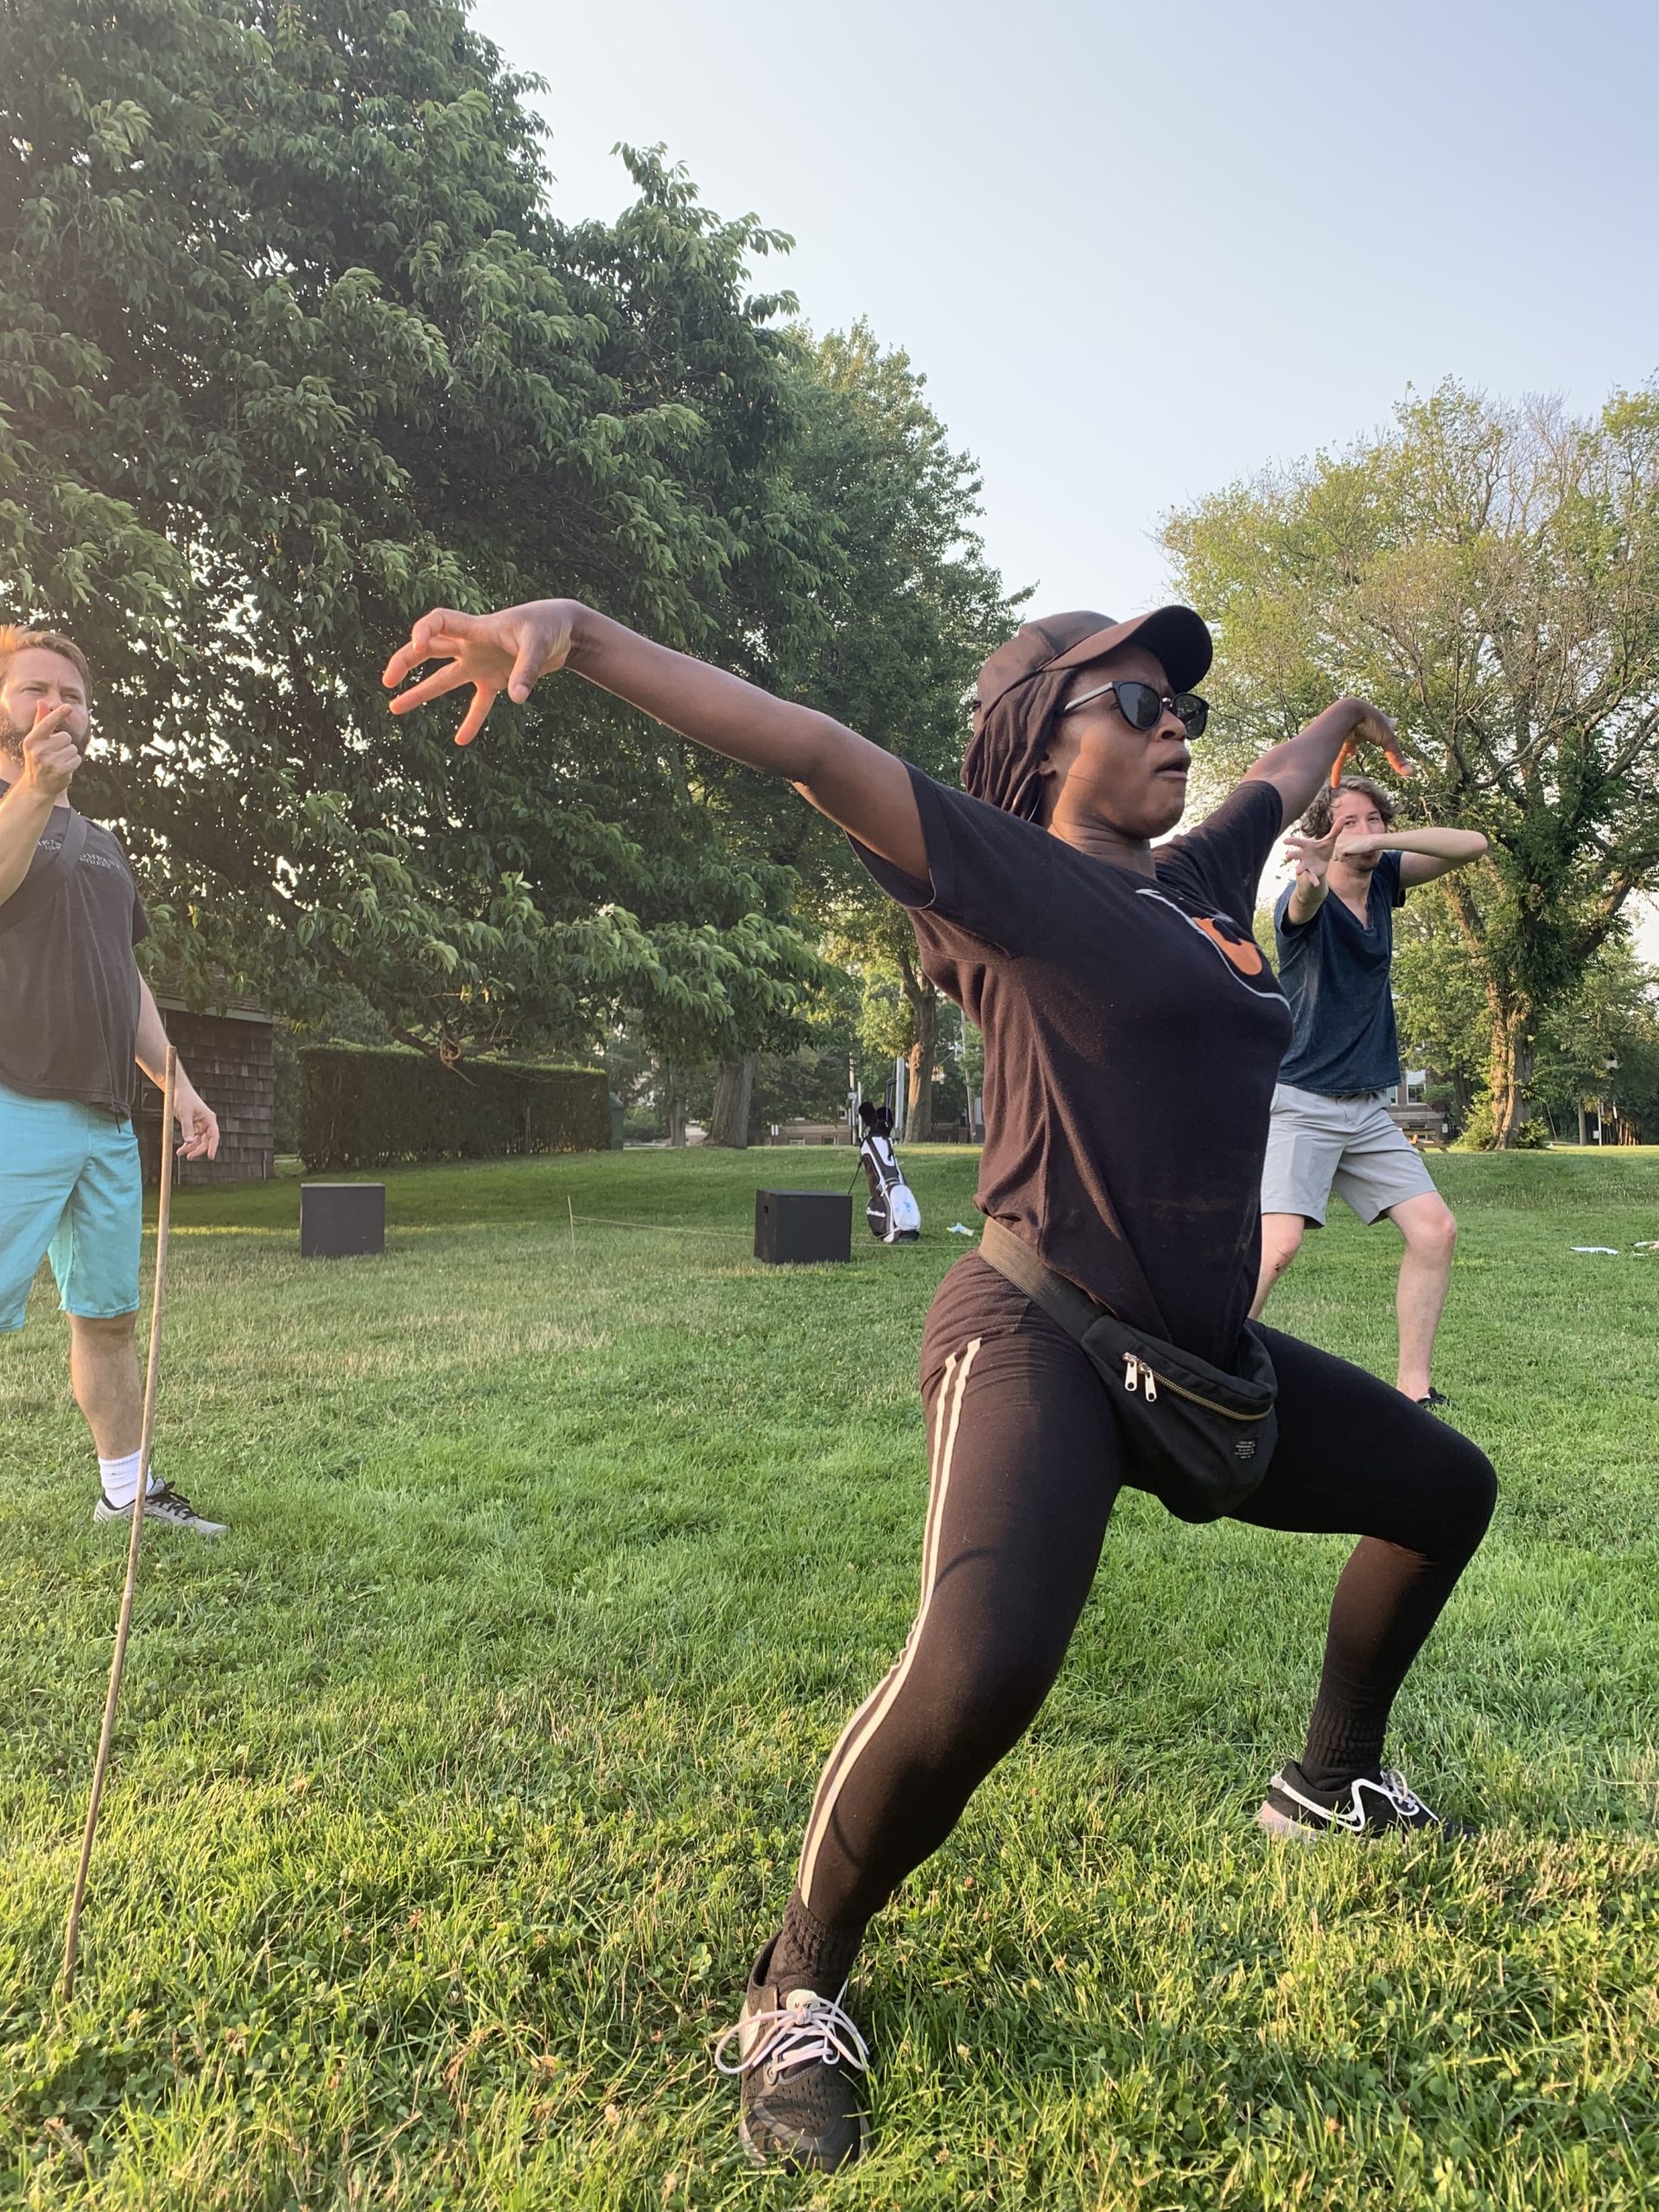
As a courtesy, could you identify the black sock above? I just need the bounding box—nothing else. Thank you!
[764,1888,864,1997]
[1295,1733,1383,1796]
[1298,1535,1471,1793]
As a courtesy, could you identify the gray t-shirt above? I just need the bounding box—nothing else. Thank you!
[0,787,150,1115]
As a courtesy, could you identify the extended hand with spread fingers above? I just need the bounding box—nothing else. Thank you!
[382,601,578,747]
[1282,825,1340,888]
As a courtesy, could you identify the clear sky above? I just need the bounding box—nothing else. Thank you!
[471,0,1659,619]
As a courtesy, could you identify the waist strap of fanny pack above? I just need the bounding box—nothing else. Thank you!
[978,1216,1115,1340]
[0,808,91,938]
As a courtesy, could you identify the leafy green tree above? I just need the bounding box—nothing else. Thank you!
[1167,383,1659,1143]
[1531,938,1659,1142]
[1,0,824,1061]
[723,323,1018,1142]
[1389,887,1492,1125]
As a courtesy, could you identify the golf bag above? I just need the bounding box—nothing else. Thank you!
[858,1102,921,1243]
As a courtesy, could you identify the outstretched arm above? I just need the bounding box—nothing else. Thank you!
[383,600,928,881]
[1243,698,1410,826]
[1336,826,1489,887]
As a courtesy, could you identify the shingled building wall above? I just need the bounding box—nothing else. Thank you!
[136,1004,275,1187]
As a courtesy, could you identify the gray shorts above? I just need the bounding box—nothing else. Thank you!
[1261,1083,1438,1227]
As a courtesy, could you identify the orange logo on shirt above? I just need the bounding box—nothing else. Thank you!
[1190,915,1265,976]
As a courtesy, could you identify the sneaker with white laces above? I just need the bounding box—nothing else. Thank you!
[714,1942,870,2172]
[1257,1759,1471,1839]
[93,1484,226,1538]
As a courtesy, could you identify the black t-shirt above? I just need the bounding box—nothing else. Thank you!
[1274,851,1407,1094]
[0,792,150,1115]
[855,767,1292,1366]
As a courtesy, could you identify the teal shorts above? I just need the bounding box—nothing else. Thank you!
[0,1080,143,1332]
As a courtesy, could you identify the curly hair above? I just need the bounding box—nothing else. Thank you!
[1300,775,1396,840]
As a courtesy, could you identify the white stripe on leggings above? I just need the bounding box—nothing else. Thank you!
[797,1334,982,1910]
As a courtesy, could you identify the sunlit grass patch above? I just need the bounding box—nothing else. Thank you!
[2,1148,1656,2208]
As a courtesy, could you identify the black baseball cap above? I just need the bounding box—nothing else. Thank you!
[973,606,1213,731]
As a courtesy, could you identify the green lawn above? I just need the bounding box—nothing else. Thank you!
[2,1147,1656,2211]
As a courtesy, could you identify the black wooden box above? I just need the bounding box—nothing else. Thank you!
[754,1189,851,1265]
[301,1182,386,1258]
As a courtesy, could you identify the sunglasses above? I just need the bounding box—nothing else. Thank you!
[1062,678,1209,739]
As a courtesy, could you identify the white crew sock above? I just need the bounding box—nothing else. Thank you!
[98,1450,162,1508]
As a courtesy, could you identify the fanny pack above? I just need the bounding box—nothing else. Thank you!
[978,1217,1277,1522]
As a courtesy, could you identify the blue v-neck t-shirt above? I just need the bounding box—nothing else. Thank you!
[1273,853,1406,1095]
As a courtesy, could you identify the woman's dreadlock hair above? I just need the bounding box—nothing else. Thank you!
[960,664,1077,821]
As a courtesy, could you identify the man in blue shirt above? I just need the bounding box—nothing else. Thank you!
[1253,776,1488,1408]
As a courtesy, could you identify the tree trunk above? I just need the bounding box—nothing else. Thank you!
[906,989,938,1143]
[1484,995,1534,1147]
[1577,1100,1588,1147]
[662,1058,688,1147]
[707,1052,756,1147]
[894,940,940,1143]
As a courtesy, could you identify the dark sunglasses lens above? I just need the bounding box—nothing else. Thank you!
[1117,681,1163,731]
[1175,693,1209,738]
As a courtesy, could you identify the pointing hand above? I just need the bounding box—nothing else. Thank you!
[20,702,86,798]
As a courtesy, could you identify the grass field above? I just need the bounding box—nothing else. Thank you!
[2,1146,1657,2210]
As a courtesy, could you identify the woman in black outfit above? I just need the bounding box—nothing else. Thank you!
[385,595,1497,2176]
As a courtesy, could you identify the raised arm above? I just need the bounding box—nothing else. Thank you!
[1281,826,1338,925]
[1243,697,1410,827]
[383,600,928,882]
[0,702,82,905]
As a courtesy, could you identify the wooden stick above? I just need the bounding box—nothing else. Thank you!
[62,1046,178,1999]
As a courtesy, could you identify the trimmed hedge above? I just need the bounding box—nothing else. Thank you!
[300,1045,609,1170]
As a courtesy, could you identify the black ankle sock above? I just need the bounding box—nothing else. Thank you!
[1297,1723,1386,1796]
[766,1889,863,1996]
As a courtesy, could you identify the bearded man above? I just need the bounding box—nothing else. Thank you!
[0,625,226,1532]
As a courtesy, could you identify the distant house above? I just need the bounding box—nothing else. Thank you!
[135,997,275,1186]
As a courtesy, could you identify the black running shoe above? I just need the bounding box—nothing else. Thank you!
[1257,1760,1473,1839]
[714,1942,870,2172]
[1414,1388,1452,1413]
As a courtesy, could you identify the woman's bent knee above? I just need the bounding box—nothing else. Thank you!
[1435,1433,1497,1557]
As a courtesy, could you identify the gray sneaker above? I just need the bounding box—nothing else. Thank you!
[93,1484,226,1538]
[714,1944,870,2172]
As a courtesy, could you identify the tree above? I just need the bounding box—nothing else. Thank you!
[1389,887,1491,1126]
[713,323,1018,1143]
[0,0,828,1062]
[1166,383,1659,1143]
[1531,937,1659,1142]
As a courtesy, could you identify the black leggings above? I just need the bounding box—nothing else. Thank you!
[790,1256,1497,1949]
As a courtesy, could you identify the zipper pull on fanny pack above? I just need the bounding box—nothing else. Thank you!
[1122,1354,1158,1402]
